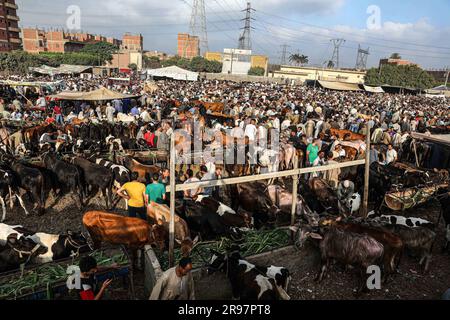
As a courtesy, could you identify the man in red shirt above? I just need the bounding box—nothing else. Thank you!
[54,105,64,125]
[144,127,157,148]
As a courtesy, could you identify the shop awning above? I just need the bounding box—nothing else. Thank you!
[318,80,361,91]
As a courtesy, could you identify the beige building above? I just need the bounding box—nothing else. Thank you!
[106,50,143,71]
[144,50,171,61]
[271,65,366,84]
[205,51,269,75]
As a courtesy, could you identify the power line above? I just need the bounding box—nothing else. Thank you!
[238,2,254,50]
[279,44,290,65]
[189,0,209,54]
[256,9,450,52]
[252,17,450,61]
[330,38,345,69]
[355,45,370,70]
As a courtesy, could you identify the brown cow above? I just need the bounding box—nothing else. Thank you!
[82,211,167,268]
[82,211,164,249]
[122,156,160,183]
[330,128,365,141]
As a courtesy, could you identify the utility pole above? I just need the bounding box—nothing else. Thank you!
[189,0,209,55]
[279,44,290,66]
[362,122,371,218]
[238,2,255,51]
[445,67,449,87]
[330,38,345,69]
[355,45,370,70]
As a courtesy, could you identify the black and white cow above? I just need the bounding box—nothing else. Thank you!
[95,158,130,188]
[1,223,89,264]
[26,230,90,263]
[253,264,291,291]
[338,193,361,216]
[106,135,125,153]
[207,250,290,300]
[0,167,29,222]
[368,212,434,229]
[0,233,48,273]
[0,223,31,245]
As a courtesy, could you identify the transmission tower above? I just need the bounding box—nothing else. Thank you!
[238,2,254,51]
[329,38,345,69]
[355,45,370,70]
[279,44,290,65]
[189,0,209,55]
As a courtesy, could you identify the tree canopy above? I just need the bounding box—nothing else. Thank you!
[390,53,402,59]
[365,64,436,89]
[248,67,265,76]
[289,53,309,66]
[0,50,110,75]
[160,55,222,73]
[79,41,118,64]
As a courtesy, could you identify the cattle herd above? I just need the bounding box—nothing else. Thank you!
[0,77,449,300]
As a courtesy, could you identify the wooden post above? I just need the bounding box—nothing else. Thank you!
[291,154,299,226]
[168,133,176,268]
[362,123,371,217]
[412,140,420,167]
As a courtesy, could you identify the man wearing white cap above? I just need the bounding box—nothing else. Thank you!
[337,180,355,203]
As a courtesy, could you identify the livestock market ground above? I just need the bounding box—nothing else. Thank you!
[3,192,450,300]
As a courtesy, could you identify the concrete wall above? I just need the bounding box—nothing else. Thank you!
[222,60,251,75]
[273,65,366,84]
[143,243,318,300]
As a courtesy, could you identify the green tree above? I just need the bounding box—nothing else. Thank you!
[365,64,436,89]
[128,63,138,71]
[288,53,308,66]
[143,55,161,69]
[390,53,402,59]
[161,55,181,67]
[326,60,335,69]
[0,50,58,74]
[248,67,265,76]
[190,56,208,72]
[206,60,222,73]
[80,41,118,64]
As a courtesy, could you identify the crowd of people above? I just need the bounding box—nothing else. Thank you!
[0,73,449,300]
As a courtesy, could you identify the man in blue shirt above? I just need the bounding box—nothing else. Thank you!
[131,105,140,116]
[113,99,123,114]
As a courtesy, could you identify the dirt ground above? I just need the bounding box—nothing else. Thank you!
[3,191,450,300]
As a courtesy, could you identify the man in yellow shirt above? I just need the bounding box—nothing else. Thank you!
[117,172,147,220]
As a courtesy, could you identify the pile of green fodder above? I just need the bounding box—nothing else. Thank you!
[156,228,291,271]
[0,249,128,300]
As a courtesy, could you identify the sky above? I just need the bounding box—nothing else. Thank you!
[15,0,450,69]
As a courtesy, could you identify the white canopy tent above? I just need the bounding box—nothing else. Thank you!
[145,66,198,81]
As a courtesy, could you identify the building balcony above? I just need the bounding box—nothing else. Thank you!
[8,27,20,33]
[6,15,19,21]
[4,2,19,10]
[9,37,21,44]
